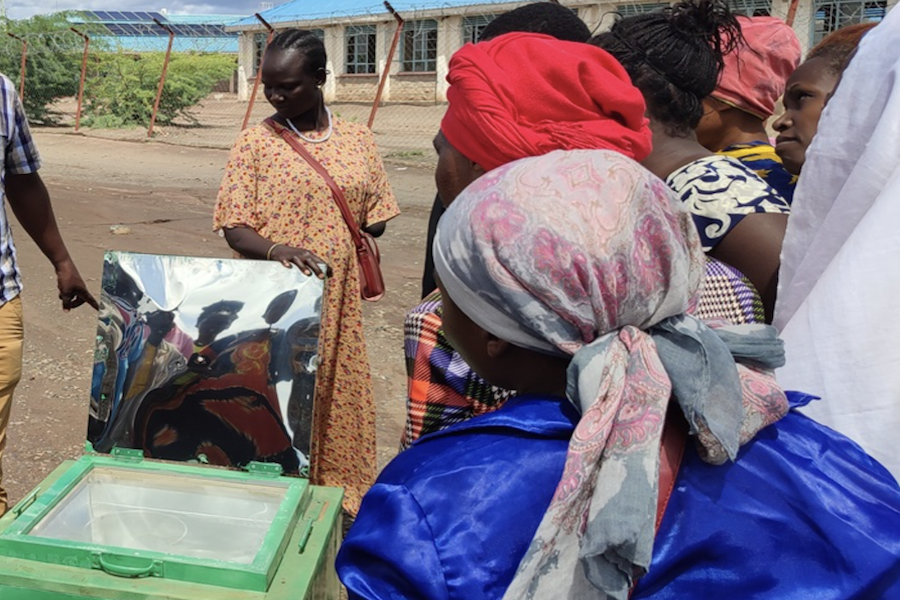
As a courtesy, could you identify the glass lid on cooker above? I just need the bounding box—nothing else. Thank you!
[27,465,290,564]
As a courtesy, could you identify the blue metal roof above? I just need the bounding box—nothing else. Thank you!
[230,0,520,27]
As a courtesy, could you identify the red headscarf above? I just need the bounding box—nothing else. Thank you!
[440,33,652,172]
[713,17,801,119]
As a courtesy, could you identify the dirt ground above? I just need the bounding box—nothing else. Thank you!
[3,131,437,507]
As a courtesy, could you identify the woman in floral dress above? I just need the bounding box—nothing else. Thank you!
[214,29,400,515]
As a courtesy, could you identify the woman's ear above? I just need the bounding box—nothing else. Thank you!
[485,333,510,359]
[316,68,327,87]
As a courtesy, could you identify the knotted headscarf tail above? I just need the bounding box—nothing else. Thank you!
[434,149,788,599]
[440,32,652,172]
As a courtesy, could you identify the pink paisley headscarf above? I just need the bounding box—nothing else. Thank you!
[434,149,788,599]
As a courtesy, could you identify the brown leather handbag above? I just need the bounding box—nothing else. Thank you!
[268,118,386,301]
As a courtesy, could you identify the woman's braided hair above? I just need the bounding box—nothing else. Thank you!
[269,29,328,76]
[591,0,742,137]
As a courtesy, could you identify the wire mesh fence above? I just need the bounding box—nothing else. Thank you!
[2,0,892,162]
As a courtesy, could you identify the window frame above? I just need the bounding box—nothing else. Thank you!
[400,19,438,73]
[462,14,495,45]
[811,0,886,44]
[253,32,267,75]
[614,2,671,18]
[345,24,377,74]
[730,0,772,16]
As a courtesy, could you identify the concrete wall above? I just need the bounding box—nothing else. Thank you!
[336,76,381,102]
[390,73,439,102]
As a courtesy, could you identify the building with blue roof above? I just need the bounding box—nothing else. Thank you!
[228,0,891,103]
[69,11,242,54]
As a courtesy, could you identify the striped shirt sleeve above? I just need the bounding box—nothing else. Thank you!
[1,75,41,176]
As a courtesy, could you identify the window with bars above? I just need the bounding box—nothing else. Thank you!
[253,29,324,75]
[812,0,886,43]
[615,2,670,18]
[253,32,267,75]
[346,25,377,74]
[731,0,772,16]
[462,15,496,44]
[401,19,438,72]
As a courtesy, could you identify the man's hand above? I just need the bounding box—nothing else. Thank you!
[56,258,98,311]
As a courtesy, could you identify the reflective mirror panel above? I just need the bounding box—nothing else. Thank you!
[90,252,323,474]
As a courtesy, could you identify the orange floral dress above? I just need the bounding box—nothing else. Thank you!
[213,117,400,513]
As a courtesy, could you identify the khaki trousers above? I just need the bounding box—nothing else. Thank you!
[0,296,24,516]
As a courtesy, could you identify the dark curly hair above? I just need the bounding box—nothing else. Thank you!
[480,2,592,42]
[268,29,327,75]
[590,0,742,137]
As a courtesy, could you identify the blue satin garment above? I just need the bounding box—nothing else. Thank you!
[337,393,900,600]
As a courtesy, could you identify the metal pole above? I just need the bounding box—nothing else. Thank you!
[70,28,90,132]
[368,2,404,130]
[785,0,801,27]
[148,18,175,138]
[6,33,26,100]
[241,14,275,131]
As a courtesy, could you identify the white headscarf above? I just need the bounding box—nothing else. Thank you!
[774,10,900,479]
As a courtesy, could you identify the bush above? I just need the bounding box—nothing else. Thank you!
[83,52,236,128]
[0,13,95,124]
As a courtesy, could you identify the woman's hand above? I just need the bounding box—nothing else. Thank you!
[269,244,329,279]
[221,226,330,279]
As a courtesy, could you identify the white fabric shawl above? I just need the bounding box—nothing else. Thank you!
[774,10,900,480]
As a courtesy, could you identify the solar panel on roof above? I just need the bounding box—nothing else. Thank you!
[93,10,111,20]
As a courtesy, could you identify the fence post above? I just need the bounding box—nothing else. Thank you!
[785,0,801,27]
[6,33,27,100]
[148,18,175,138]
[368,2,405,130]
[70,28,90,132]
[241,14,275,131]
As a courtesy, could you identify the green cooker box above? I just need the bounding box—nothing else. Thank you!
[0,253,342,599]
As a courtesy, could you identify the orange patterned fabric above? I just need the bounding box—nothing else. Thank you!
[214,118,400,513]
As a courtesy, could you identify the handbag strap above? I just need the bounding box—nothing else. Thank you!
[629,408,688,599]
[266,118,366,253]
[655,407,688,531]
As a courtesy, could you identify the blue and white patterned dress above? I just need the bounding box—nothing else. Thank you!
[666,155,791,251]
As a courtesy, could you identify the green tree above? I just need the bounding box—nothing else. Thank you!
[0,13,102,124]
[83,52,236,128]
